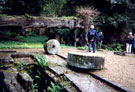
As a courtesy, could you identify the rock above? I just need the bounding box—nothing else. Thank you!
[114,51,125,56]
[0,71,24,92]
[67,52,105,69]
[44,39,60,55]
[17,72,33,92]
[0,53,14,65]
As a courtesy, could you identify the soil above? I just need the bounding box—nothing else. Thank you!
[1,48,135,92]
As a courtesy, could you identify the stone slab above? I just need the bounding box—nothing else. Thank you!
[67,52,105,69]
[47,55,117,92]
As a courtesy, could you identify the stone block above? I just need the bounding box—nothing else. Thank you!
[67,52,105,69]
[0,53,14,65]
[0,70,24,92]
[17,72,33,92]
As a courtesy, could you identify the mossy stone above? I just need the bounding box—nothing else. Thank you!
[67,52,105,69]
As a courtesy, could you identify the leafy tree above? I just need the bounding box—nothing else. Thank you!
[2,0,46,15]
[41,0,67,17]
[1,0,67,16]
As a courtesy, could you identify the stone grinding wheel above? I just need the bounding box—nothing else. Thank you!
[67,52,105,69]
[44,39,60,55]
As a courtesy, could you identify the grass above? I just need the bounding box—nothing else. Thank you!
[0,35,76,49]
[0,35,48,49]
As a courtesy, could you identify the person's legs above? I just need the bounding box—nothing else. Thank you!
[89,42,92,52]
[133,48,135,54]
[126,43,129,53]
[99,40,103,48]
[129,44,132,53]
[93,42,96,53]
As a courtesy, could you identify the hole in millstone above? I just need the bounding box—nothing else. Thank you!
[52,45,55,48]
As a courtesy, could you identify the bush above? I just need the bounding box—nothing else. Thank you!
[34,54,48,69]
[103,43,122,51]
[77,46,88,50]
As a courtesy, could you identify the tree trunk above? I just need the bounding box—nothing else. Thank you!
[80,16,89,46]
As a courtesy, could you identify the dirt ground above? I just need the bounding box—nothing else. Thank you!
[1,48,135,92]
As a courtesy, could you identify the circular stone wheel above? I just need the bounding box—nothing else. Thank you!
[44,39,60,55]
[67,52,105,69]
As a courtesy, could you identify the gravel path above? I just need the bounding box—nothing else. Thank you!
[58,48,135,92]
[1,48,135,92]
[94,51,135,92]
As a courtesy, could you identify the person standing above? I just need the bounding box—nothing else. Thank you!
[99,31,104,49]
[126,32,134,53]
[87,25,97,53]
[132,33,135,55]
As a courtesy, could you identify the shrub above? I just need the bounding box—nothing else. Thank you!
[34,54,48,69]
[103,43,122,51]
[77,46,88,50]
[47,81,63,92]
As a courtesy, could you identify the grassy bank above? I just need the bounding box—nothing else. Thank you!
[0,35,75,49]
[0,35,48,49]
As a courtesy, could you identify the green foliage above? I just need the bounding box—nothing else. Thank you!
[0,41,43,49]
[61,16,78,19]
[50,28,70,37]
[103,43,122,51]
[47,81,63,92]
[97,13,130,28]
[2,0,44,15]
[0,31,17,37]
[34,54,48,69]
[112,43,122,51]
[0,35,48,49]
[30,83,38,92]
[17,35,48,43]
[42,0,67,16]
[24,13,33,19]
[49,28,73,44]
[77,46,88,50]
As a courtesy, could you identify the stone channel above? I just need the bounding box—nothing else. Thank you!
[0,50,121,92]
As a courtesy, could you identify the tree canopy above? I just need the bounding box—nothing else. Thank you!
[0,0,135,42]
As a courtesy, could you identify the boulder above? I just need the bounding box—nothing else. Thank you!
[44,39,60,55]
[17,72,33,92]
[114,51,125,56]
[67,52,105,69]
[0,53,14,65]
[0,70,24,92]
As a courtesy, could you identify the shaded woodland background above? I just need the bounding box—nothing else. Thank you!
[0,0,135,50]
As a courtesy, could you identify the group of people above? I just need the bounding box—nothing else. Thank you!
[87,25,104,53]
[87,25,135,54]
[126,32,135,54]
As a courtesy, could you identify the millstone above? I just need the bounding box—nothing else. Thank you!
[44,39,60,55]
[67,52,105,69]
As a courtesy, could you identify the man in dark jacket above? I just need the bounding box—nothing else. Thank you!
[87,25,97,53]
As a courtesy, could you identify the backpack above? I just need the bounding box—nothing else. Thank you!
[89,30,95,40]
